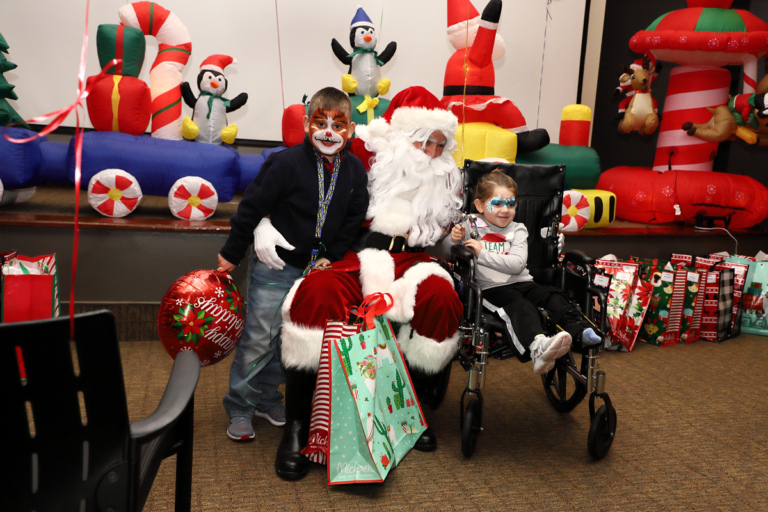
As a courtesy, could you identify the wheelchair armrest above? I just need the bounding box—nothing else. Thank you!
[450,243,475,262]
[562,249,595,266]
[130,351,201,439]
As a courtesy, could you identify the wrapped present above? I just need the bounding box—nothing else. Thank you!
[635,259,678,347]
[727,255,768,336]
[669,255,704,344]
[96,24,146,77]
[594,258,640,350]
[716,259,750,337]
[695,258,735,342]
[86,74,151,135]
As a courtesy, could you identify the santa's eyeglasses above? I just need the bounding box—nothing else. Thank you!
[418,137,447,155]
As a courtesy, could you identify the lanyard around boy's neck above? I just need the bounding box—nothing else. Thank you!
[311,149,341,265]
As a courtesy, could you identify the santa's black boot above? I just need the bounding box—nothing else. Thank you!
[407,364,448,452]
[275,368,316,480]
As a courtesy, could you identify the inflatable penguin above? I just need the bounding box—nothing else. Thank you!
[181,54,248,145]
[331,6,396,98]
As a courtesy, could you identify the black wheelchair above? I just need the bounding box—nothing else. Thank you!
[446,159,617,460]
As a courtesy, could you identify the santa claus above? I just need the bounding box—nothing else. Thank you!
[275,86,464,481]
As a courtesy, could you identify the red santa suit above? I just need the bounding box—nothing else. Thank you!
[281,89,464,376]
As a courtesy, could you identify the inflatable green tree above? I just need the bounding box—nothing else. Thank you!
[0,31,30,128]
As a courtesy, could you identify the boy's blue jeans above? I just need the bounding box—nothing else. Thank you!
[223,250,304,419]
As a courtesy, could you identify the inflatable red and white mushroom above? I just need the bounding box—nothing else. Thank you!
[630,0,768,171]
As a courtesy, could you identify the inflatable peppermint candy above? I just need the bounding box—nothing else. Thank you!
[168,176,218,220]
[559,190,591,232]
[158,269,245,367]
[87,169,143,217]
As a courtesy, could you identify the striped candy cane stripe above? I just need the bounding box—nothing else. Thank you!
[303,322,360,465]
[119,2,191,140]
[652,66,730,172]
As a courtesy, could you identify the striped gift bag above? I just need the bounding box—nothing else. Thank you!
[301,319,360,465]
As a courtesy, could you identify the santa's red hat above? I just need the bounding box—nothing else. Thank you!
[382,86,457,134]
[200,54,236,74]
[355,86,457,150]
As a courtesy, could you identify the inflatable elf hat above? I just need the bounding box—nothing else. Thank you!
[200,54,236,74]
[350,6,374,29]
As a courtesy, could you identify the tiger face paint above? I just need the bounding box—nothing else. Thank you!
[304,108,352,157]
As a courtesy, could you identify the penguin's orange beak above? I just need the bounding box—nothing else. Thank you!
[364,35,372,42]
[210,81,219,89]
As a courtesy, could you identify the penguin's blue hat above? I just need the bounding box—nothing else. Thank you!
[350,6,374,29]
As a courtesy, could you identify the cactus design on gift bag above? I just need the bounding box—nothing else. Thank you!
[374,415,395,466]
[391,370,406,410]
[338,336,354,375]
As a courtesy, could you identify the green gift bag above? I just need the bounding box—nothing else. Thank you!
[327,294,427,485]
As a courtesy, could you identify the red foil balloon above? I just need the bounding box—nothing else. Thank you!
[158,269,245,367]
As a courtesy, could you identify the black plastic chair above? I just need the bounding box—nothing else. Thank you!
[1,310,200,512]
[450,159,616,460]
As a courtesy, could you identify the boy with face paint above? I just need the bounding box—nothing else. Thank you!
[216,87,368,443]
[445,169,602,375]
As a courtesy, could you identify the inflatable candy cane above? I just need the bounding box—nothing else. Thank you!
[118,2,191,140]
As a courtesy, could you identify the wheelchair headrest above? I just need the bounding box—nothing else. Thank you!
[462,159,566,215]
[462,159,566,279]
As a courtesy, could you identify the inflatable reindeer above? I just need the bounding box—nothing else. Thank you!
[618,56,659,136]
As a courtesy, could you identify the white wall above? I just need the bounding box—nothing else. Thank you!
[2,0,587,143]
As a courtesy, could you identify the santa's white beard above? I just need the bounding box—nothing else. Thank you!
[367,133,462,247]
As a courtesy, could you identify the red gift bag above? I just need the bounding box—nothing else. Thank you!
[1,253,60,323]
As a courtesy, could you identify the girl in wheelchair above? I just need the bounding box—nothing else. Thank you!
[446,169,602,374]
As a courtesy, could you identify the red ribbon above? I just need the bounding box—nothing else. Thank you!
[4,0,115,337]
[350,292,394,331]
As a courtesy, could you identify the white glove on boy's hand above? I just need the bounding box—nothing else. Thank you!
[557,232,565,255]
[254,218,295,270]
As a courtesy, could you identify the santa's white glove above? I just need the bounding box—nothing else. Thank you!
[557,232,565,255]
[254,218,295,270]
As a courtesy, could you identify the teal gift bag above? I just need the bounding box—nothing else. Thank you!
[327,294,427,485]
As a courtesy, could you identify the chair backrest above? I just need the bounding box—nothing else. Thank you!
[462,159,565,283]
[2,310,132,511]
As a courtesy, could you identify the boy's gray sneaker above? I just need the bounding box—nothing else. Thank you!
[254,403,286,427]
[227,416,255,441]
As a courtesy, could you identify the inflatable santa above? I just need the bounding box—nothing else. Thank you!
[276,87,464,480]
[441,0,549,154]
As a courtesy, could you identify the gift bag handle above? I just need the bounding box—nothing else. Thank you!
[348,292,393,330]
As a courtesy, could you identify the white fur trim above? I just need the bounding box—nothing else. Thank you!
[358,249,396,297]
[280,318,324,372]
[390,107,458,135]
[279,277,324,371]
[355,118,390,143]
[386,262,452,323]
[281,275,303,320]
[396,324,459,375]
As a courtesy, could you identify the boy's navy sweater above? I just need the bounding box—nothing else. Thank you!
[220,138,369,270]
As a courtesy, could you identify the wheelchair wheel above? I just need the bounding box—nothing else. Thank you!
[461,395,482,458]
[587,404,617,460]
[541,354,587,413]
